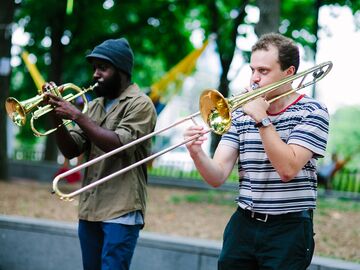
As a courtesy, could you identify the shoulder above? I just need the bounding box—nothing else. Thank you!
[291,95,329,124]
[125,84,153,103]
[297,95,328,114]
[122,84,156,117]
[87,96,103,109]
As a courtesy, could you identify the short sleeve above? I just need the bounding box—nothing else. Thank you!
[287,105,329,158]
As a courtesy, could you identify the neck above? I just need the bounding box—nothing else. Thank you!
[107,82,131,99]
[267,91,300,114]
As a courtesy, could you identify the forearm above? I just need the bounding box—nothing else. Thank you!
[259,126,310,181]
[190,150,228,187]
[51,115,82,159]
[74,114,121,152]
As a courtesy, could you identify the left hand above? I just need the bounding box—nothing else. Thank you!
[242,97,270,123]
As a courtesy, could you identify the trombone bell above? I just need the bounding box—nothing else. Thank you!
[199,90,231,135]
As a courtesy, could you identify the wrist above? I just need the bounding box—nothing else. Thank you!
[254,116,272,128]
[72,111,84,122]
[189,148,204,160]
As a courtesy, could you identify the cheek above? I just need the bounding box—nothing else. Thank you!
[258,76,272,86]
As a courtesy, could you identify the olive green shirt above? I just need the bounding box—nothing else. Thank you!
[69,83,157,221]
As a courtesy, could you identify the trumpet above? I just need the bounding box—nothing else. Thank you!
[52,61,333,201]
[5,83,98,137]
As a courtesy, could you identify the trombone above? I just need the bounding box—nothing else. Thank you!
[52,61,333,201]
[5,83,98,137]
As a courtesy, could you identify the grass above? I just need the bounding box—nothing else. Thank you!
[150,166,360,193]
[170,190,235,205]
[167,189,360,263]
[169,189,360,210]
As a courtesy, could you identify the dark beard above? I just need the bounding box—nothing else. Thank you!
[94,72,122,98]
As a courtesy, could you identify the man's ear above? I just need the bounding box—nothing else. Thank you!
[286,66,295,76]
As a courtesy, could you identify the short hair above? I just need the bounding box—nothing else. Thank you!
[251,33,299,73]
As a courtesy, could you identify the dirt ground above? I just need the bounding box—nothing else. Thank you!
[0,178,359,263]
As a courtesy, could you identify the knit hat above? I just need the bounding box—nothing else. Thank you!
[86,38,134,76]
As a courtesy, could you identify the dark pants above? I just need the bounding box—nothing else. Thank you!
[78,220,141,270]
[218,208,314,270]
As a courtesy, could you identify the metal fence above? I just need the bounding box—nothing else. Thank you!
[332,169,360,193]
[10,148,360,194]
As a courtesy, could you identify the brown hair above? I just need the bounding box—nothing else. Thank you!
[251,33,299,73]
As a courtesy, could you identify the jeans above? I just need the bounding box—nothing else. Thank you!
[78,220,141,270]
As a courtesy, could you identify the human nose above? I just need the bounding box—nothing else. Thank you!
[251,71,260,85]
[93,68,101,80]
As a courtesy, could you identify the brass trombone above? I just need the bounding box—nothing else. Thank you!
[5,83,98,137]
[52,61,332,201]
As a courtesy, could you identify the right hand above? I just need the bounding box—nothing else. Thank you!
[183,125,208,156]
[42,82,82,121]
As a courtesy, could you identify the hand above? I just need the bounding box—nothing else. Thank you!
[242,97,270,123]
[183,125,208,156]
[42,84,82,121]
[42,81,58,94]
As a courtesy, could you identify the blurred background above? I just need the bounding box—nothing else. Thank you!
[1,0,360,190]
[1,0,360,265]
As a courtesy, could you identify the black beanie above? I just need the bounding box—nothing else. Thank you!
[86,38,134,76]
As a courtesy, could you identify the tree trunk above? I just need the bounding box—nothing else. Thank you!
[254,0,280,37]
[209,0,248,156]
[44,2,66,161]
[311,0,321,98]
[0,0,15,181]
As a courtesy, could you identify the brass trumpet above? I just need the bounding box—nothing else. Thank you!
[52,61,332,201]
[5,83,98,136]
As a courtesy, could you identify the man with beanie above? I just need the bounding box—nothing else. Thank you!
[44,38,157,270]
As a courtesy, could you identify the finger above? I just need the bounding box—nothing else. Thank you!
[47,93,62,101]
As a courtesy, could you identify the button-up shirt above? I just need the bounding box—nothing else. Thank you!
[69,83,157,221]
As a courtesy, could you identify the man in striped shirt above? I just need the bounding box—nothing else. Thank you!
[184,33,329,270]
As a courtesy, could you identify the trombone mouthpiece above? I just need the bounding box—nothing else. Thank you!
[251,83,259,90]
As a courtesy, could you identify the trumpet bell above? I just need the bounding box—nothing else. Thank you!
[5,97,26,126]
[5,94,44,126]
[199,89,231,135]
[5,83,97,136]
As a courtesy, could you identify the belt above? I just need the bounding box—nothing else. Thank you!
[238,207,313,223]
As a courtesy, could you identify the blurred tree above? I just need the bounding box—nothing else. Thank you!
[8,0,360,160]
[206,0,252,154]
[0,0,16,180]
[12,0,194,161]
[327,106,360,168]
[255,0,280,37]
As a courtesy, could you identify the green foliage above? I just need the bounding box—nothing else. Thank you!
[148,166,239,182]
[11,0,196,147]
[281,1,318,50]
[327,106,360,167]
[9,0,360,151]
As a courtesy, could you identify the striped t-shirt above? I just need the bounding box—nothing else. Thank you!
[220,95,329,214]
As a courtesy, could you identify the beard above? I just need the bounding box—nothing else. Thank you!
[94,72,122,98]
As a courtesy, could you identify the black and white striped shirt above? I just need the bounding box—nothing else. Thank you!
[220,95,329,214]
